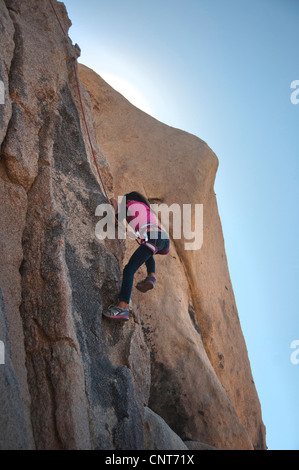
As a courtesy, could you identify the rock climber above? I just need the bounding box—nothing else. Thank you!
[102,191,170,321]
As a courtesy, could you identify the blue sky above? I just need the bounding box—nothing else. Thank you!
[63,0,299,450]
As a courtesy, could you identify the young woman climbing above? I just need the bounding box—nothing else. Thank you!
[102,191,170,321]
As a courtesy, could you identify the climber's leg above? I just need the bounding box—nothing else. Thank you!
[118,244,154,306]
[145,255,155,275]
[136,274,157,293]
[102,304,129,321]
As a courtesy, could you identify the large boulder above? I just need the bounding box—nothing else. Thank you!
[79,63,266,450]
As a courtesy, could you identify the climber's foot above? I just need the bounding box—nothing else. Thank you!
[136,275,156,293]
[102,305,129,322]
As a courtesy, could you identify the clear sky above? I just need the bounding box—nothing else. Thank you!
[63,0,299,450]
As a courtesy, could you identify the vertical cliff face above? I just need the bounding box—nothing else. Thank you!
[0,0,144,450]
[79,65,267,450]
[0,0,266,450]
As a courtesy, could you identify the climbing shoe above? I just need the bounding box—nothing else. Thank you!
[102,305,129,322]
[136,275,156,293]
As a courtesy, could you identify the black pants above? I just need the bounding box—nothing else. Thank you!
[118,231,169,304]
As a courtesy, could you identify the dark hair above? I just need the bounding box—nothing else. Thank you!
[116,191,151,224]
[123,191,151,208]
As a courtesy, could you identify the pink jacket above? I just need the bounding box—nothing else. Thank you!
[126,200,160,238]
[126,200,169,255]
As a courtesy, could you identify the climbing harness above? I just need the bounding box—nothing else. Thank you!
[137,230,170,255]
[132,221,170,255]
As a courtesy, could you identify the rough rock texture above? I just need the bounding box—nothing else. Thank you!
[184,441,218,451]
[143,407,188,450]
[79,64,267,450]
[0,0,266,450]
[0,287,31,449]
[0,0,147,450]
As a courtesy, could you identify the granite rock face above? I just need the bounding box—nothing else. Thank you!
[79,64,267,450]
[0,0,266,450]
[0,0,147,450]
[0,287,31,449]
